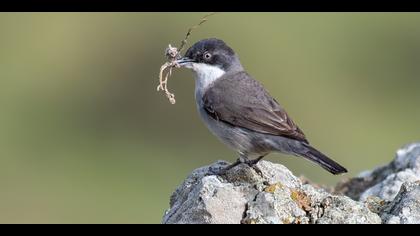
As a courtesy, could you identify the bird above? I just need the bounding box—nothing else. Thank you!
[175,38,347,175]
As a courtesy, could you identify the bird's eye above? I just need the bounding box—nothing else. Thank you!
[203,52,212,60]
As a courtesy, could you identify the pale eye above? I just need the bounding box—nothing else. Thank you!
[203,52,212,60]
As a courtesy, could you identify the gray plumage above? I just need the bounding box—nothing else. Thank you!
[203,70,307,143]
[177,38,347,175]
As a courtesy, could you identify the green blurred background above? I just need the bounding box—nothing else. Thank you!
[0,13,419,223]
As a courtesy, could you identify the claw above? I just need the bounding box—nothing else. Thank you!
[208,155,265,176]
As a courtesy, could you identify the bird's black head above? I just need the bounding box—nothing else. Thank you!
[178,38,242,72]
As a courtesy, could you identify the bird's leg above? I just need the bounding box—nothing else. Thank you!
[245,155,266,166]
[243,155,266,176]
[225,155,248,170]
[210,155,247,175]
[222,155,249,172]
[211,155,266,176]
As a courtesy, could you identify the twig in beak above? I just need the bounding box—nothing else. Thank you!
[157,13,217,104]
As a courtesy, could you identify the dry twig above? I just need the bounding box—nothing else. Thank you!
[157,13,217,104]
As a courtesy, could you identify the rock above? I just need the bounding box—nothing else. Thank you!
[335,143,420,202]
[162,160,380,224]
[162,143,420,224]
[381,181,420,224]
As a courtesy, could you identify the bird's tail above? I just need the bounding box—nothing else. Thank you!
[295,143,348,175]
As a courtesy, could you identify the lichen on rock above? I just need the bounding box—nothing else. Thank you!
[162,143,420,224]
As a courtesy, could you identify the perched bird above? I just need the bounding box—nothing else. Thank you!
[176,38,347,175]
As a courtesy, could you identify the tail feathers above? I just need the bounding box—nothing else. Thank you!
[298,144,348,175]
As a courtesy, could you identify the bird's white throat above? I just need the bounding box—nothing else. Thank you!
[191,63,226,99]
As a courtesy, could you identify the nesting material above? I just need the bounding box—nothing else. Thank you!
[157,45,181,104]
[157,13,216,104]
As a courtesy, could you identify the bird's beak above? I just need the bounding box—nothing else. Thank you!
[175,57,195,68]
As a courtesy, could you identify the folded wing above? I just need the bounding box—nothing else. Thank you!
[202,71,308,143]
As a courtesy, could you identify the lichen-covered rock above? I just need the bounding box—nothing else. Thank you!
[162,143,420,224]
[335,143,420,202]
[162,161,258,224]
[314,196,381,224]
[162,160,380,224]
[381,181,420,224]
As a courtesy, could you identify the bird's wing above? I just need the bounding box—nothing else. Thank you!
[202,71,308,143]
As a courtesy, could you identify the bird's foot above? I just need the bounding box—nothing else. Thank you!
[245,156,265,166]
[209,156,265,176]
[238,155,265,176]
[209,157,244,176]
[243,159,264,176]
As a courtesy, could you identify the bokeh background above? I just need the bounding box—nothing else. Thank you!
[0,13,419,223]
